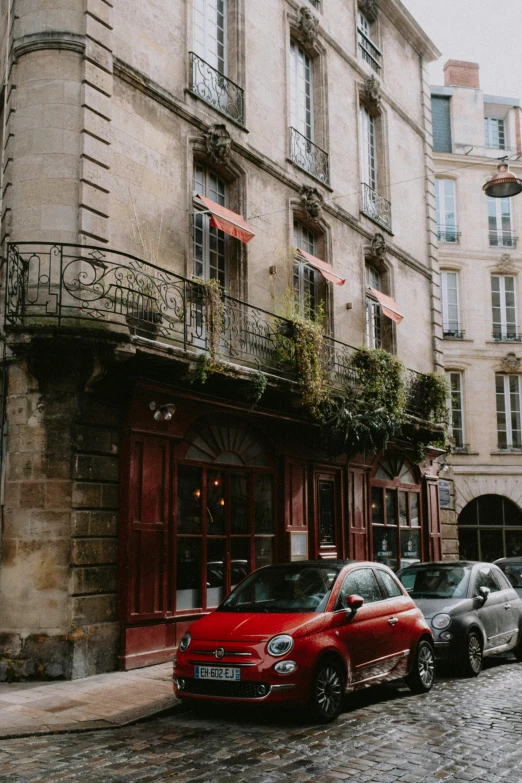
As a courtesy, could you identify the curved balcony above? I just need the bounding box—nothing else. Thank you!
[4,243,443,425]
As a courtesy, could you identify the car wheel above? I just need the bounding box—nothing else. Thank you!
[309,658,345,723]
[461,630,483,677]
[406,639,435,694]
[513,636,522,662]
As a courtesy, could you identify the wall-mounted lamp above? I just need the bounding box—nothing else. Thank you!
[149,401,176,422]
[438,458,449,473]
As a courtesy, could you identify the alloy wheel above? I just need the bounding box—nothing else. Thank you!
[314,664,343,719]
[468,633,483,674]
[417,642,435,689]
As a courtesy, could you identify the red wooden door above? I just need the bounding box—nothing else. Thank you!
[348,468,369,560]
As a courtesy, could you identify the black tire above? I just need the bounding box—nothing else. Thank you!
[513,635,522,662]
[460,630,483,677]
[309,658,345,723]
[406,639,436,694]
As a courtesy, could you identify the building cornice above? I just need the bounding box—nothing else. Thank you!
[383,0,441,62]
[13,32,85,61]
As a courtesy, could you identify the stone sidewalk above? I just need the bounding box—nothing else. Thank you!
[0,662,179,740]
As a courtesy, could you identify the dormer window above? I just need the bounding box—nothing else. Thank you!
[485,117,506,150]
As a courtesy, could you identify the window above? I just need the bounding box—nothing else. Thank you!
[361,105,377,192]
[336,568,382,609]
[193,0,226,74]
[473,566,502,595]
[377,569,403,599]
[491,275,517,341]
[435,180,458,243]
[357,11,381,73]
[459,495,522,561]
[193,164,227,287]
[360,105,390,229]
[366,264,382,349]
[447,372,465,449]
[488,197,515,247]
[294,220,318,320]
[485,117,505,150]
[431,96,452,153]
[290,40,313,143]
[441,271,461,336]
[496,374,522,450]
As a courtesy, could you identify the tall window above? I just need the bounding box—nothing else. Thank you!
[366,264,382,349]
[360,105,377,192]
[294,220,318,320]
[496,374,522,450]
[484,117,505,150]
[290,40,313,142]
[441,271,461,336]
[447,372,465,449]
[435,179,458,243]
[193,164,227,287]
[488,196,514,247]
[357,11,381,72]
[193,0,226,73]
[431,96,452,153]
[491,275,517,341]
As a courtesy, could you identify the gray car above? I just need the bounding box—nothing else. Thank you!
[495,558,522,599]
[397,561,522,676]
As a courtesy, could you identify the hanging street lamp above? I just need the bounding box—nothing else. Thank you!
[483,157,522,199]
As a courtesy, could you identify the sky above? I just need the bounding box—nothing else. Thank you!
[400,0,522,100]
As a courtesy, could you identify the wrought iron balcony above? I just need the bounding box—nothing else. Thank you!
[361,183,392,231]
[492,330,521,342]
[357,28,382,73]
[489,230,517,248]
[4,243,443,424]
[452,443,470,454]
[189,52,244,125]
[443,326,465,339]
[289,127,330,184]
[437,226,460,244]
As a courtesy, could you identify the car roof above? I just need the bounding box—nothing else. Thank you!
[399,560,487,569]
[260,560,376,570]
[495,557,522,564]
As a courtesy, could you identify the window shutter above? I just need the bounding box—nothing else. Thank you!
[431,97,452,153]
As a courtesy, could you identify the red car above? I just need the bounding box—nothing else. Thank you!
[173,560,435,721]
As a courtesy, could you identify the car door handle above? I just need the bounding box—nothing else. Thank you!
[388,617,399,626]
[505,603,512,610]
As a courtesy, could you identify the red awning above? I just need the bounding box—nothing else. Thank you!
[195,194,256,244]
[368,287,404,324]
[296,248,346,286]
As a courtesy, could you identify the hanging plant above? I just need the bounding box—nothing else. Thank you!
[402,371,451,463]
[244,372,268,408]
[291,314,330,418]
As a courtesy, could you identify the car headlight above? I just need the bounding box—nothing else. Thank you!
[179,632,191,653]
[432,613,451,630]
[267,634,294,657]
[274,660,297,674]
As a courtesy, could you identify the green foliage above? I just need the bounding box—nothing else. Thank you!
[245,372,268,408]
[194,354,211,385]
[406,372,450,427]
[291,313,330,418]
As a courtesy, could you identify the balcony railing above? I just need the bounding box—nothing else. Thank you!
[437,226,460,244]
[357,28,382,73]
[289,128,329,184]
[452,443,470,454]
[489,230,517,248]
[443,326,465,339]
[4,243,444,424]
[492,330,521,342]
[361,183,392,231]
[189,52,244,125]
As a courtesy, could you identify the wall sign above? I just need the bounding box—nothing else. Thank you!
[439,480,451,509]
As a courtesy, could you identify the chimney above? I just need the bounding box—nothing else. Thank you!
[443,60,480,89]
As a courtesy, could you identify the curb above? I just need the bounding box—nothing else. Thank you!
[0,697,183,741]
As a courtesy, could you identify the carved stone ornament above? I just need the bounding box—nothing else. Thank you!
[501,352,521,373]
[371,232,387,259]
[204,124,232,164]
[300,185,324,220]
[498,253,514,271]
[298,7,319,46]
[362,75,381,109]
[358,0,378,22]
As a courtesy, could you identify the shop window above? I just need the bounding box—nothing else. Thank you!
[458,494,522,561]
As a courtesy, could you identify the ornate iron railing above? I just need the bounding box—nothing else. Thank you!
[443,325,465,339]
[489,230,517,248]
[289,127,330,184]
[189,52,244,125]
[437,226,460,244]
[357,28,382,72]
[361,183,392,231]
[4,243,442,424]
[492,330,521,342]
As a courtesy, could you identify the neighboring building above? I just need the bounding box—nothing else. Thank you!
[432,60,522,563]
[0,0,443,679]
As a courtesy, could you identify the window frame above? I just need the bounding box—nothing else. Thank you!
[484,116,506,150]
[496,373,522,450]
[441,270,461,336]
[360,104,377,192]
[458,495,522,561]
[193,163,229,288]
[491,274,517,341]
[447,371,465,449]
[290,39,314,143]
[293,219,320,320]
[488,196,514,247]
[435,179,458,243]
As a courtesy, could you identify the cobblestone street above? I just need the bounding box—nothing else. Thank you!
[1,657,522,783]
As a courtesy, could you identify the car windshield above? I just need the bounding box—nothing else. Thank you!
[498,562,522,588]
[399,565,472,599]
[217,565,341,613]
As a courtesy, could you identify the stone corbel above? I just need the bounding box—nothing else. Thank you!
[362,75,381,111]
[300,185,324,220]
[297,7,319,47]
[501,352,521,373]
[204,124,232,165]
[358,0,379,23]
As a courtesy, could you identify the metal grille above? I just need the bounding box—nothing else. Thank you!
[189,52,244,124]
[183,679,269,698]
[289,127,329,184]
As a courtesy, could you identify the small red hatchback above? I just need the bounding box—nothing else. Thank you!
[173,560,435,721]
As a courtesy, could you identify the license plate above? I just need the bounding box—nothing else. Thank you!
[194,666,241,681]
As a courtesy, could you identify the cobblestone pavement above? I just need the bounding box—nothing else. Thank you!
[1,657,522,783]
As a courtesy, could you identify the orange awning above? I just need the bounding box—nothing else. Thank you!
[195,194,256,244]
[368,287,404,324]
[296,248,345,286]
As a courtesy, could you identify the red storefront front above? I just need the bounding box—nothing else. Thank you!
[119,381,441,670]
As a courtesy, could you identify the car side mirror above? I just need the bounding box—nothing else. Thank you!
[478,586,490,604]
[345,594,364,617]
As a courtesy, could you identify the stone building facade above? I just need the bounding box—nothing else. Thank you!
[432,60,522,563]
[0,0,445,680]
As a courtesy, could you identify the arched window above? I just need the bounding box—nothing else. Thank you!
[458,494,522,561]
[176,423,275,613]
[370,455,422,570]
